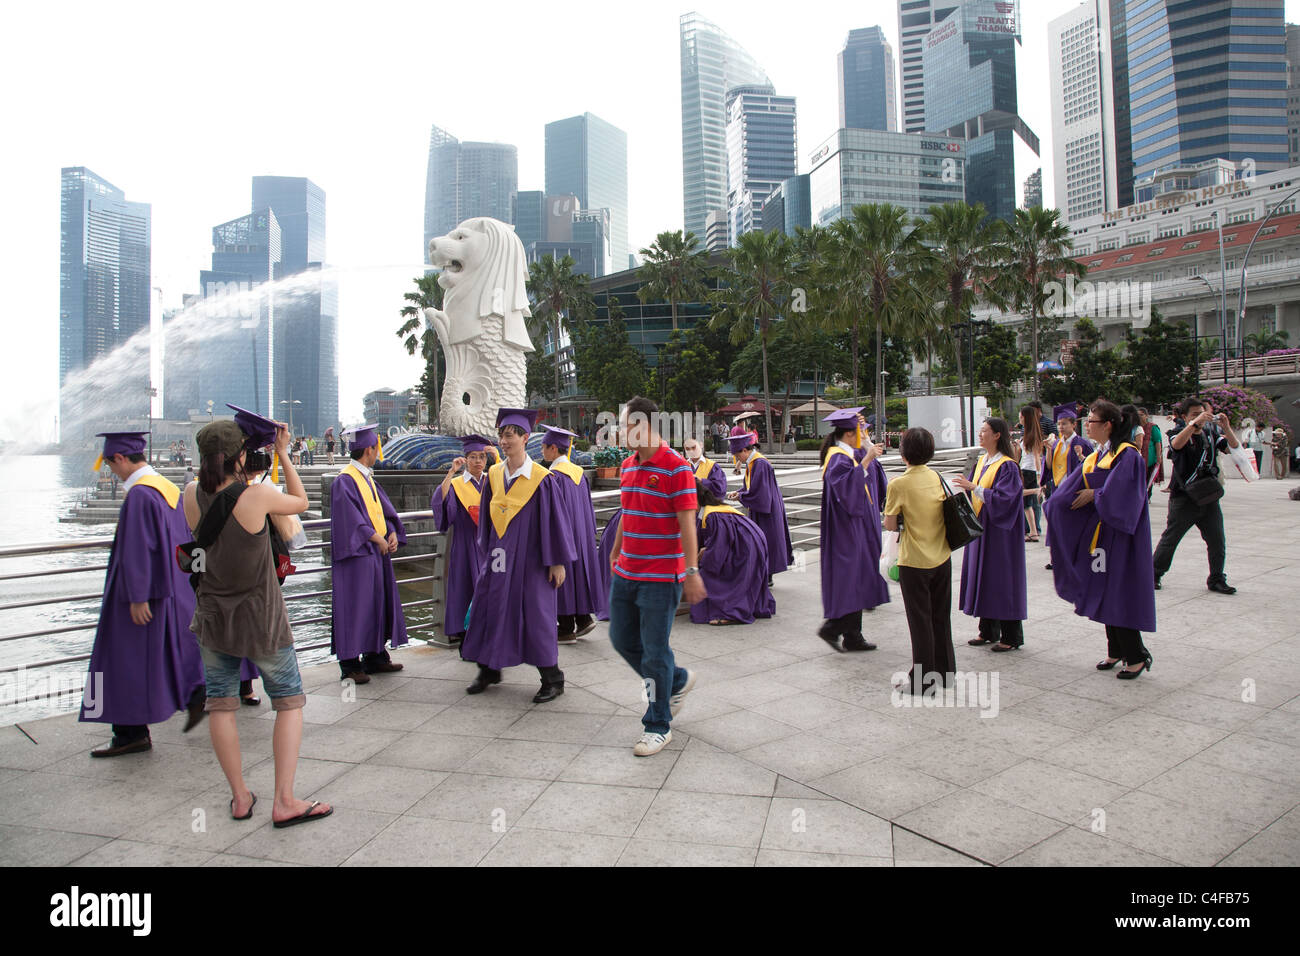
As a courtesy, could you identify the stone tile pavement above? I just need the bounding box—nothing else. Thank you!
[1,478,1297,866]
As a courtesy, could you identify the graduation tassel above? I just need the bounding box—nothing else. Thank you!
[272,452,279,484]
[92,454,103,473]
[377,437,384,462]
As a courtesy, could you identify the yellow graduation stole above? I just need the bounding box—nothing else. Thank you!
[700,504,743,528]
[450,474,484,526]
[1051,435,1086,485]
[131,473,181,510]
[487,460,549,538]
[694,458,716,482]
[1081,443,1138,554]
[970,454,1013,517]
[549,455,584,486]
[744,451,767,490]
[343,463,386,535]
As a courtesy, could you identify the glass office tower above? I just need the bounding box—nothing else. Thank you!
[808,129,966,226]
[839,26,898,132]
[1125,0,1287,183]
[897,1,961,134]
[725,85,798,243]
[424,124,518,253]
[59,167,151,437]
[680,12,772,239]
[922,0,1038,222]
[545,112,629,269]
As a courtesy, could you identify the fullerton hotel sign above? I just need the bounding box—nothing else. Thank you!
[1102,179,1252,222]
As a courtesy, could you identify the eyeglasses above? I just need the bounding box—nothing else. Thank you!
[1084,418,1103,424]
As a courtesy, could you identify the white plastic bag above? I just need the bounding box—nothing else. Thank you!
[1228,444,1260,482]
[880,530,900,583]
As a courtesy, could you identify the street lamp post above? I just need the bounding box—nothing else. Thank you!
[146,386,157,463]
[280,388,303,436]
[1235,184,1300,390]
[1213,211,1228,386]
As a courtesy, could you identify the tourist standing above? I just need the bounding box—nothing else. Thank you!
[607,397,704,756]
[1045,401,1155,678]
[953,418,1028,652]
[80,431,206,756]
[1015,405,1045,541]
[431,434,495,643]
[883,428,954,694]
[541,425,605,642]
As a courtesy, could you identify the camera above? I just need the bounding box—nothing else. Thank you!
[245,448,272,474]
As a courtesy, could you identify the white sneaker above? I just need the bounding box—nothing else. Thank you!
[633,730,672,757]
[669,669,697,718]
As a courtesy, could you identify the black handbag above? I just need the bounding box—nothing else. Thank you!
[1180,438,1224,506]
[939,473,983,550]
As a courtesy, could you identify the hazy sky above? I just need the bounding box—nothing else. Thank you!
[2,0,1294,443]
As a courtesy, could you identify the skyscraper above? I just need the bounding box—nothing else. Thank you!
[251,176,336,437]
[59,167,151,435]
[1288,23,1300,164]
[1049,1,1133,222]
[897,1,960,134]
[544,112,629,268]
[423,124,518,254]
[512,190,545,250]
[839,27,898,132]
[680,12,772,240]
[922,0,1038,222]
[1126,1,1286,185]
[725,85,797,243]
[1023,168,1042,209]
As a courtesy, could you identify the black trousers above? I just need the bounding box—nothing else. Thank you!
[827,610,863,639]
[978,617,1024,648]
[1152,492,1227,584]
[478,663,563,685]
[898,560,954,691]
[111,724,149,743]
[557,614,593,635]
[1105,625,1148,664]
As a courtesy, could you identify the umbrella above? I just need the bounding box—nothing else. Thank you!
[1036,360,1063,372]
[734,411,761,422]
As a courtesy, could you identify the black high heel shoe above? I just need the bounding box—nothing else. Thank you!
[1117,651,1153,680]
[1096,658,1121,671]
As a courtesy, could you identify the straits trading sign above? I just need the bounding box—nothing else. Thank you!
[970,0,1019,37]
[1102,180,1252,222]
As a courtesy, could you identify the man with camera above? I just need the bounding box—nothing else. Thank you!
[1152,397,1241,594]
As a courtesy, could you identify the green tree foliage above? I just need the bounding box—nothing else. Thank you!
[1124,310,1197,407]
[395,273,446,427]
[970,323,1030,417]
[1040,318,1130,406]
[570,296,647,413]
[660,328,725,414]
[638,230,712,332]
[527,254,594,423]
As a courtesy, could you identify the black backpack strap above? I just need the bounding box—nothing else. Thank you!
[196,483,246,549]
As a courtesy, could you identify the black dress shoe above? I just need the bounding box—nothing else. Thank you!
[842,635,877,652]
[91,736,152,758]
[816,621,845,653]
[1207,581,1237,595]
[466,672,502,695]
[341,670,371,685]
[364,659,404,673]
[183,689,207,733]
[1096,658,1122,671]
[1117,652,1153,680]
[574,616,597,637]
[532,682,564,704]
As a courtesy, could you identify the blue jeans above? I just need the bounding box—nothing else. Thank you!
[201,644,305,712]
[607,575,686,735]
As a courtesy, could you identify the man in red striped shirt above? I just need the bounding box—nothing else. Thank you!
[608,397,706,756]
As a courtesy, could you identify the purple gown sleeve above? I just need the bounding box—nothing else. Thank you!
[868,459,888,510]
[331,478,379,560]
[825,454,866,517]
[117,493,166,605]
[979,461,1025,531]
[1093,447,1146,536]
[477,476,495,553]
[378,485,406,544]
[1044,460,1087,525]
[431,485,455,533]
[739,458,777,513]
[538,474,579,568]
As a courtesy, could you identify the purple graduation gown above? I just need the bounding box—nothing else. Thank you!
[552,463,607,618]
[595,509,621,622]
[1042,433,1091,491]
[1044,445,1157,632]
[460,469,577,670]
[693,459,727,500]
[80,480,205,725]
[738,455,793,577]
[820,452,890,619]
[330,472,409,660]
[432,474,486,638]
[690,509,776,624]
[958,457,1028,621]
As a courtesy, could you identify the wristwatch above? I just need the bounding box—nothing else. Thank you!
[684,566,699,576]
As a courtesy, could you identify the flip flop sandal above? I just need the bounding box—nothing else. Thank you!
[231,793,257,820]
[272,801,333,829]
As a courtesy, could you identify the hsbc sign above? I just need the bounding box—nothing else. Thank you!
[921,141,961,153]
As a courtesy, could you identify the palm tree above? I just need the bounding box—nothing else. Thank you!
[638,230,711,332]
[396,273,445,429]
[527,255,593,426]
[999,206,1086,402]
[920,202,1009,443]
[899,267,945,396]
[710,229,794,453]
[804,221,866,400]
[1244,329,1290,355]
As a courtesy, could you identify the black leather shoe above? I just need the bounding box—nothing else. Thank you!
[183,689,207,733]
[532,682,564,703]
[574,616,597,637]
[1207,581,1237,595]
[91,736,152,758]
[842,634,877,652]
[341,670,371,685]
[1117,652,1153,680]
[1153,575,1162,590]
[466,672,501,695]
[1096,658,1121,671]
[364,659,404,673]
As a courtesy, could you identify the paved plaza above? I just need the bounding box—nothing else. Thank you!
[1,478,1297,867]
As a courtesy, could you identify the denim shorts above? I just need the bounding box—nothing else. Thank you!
[201,644,305,712]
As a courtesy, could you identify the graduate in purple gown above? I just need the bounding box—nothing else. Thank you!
[952,418,1028,651]
[461,408,577,703]
[330,424,408,683]
[595,508,621,623]
[853,415,890,510]
[816,409,889,652]
[691,480,775,625]
[684,436,727,500]
[541,426,606,642]
[1045,400,1156,678]
[431,434,496,643]
[80,431,206,756]
[726,432,793,584]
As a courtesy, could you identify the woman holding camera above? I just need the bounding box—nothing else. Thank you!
[185,415,331,826]
[1044,400,1155,679]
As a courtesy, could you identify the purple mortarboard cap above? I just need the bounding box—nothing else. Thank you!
[460,434,497,455]
[727,432,757,452]
[226,403,277,449]
[347,424,380,451]
[1054,403,1079,422]
[495,407,539,433]
[96,431,148,458]
[823,406,865,428]
[542,426,577,449]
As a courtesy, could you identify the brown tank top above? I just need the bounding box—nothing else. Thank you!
[191,482,294,658]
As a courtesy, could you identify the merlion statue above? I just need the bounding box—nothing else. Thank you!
[424,217,534,436]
